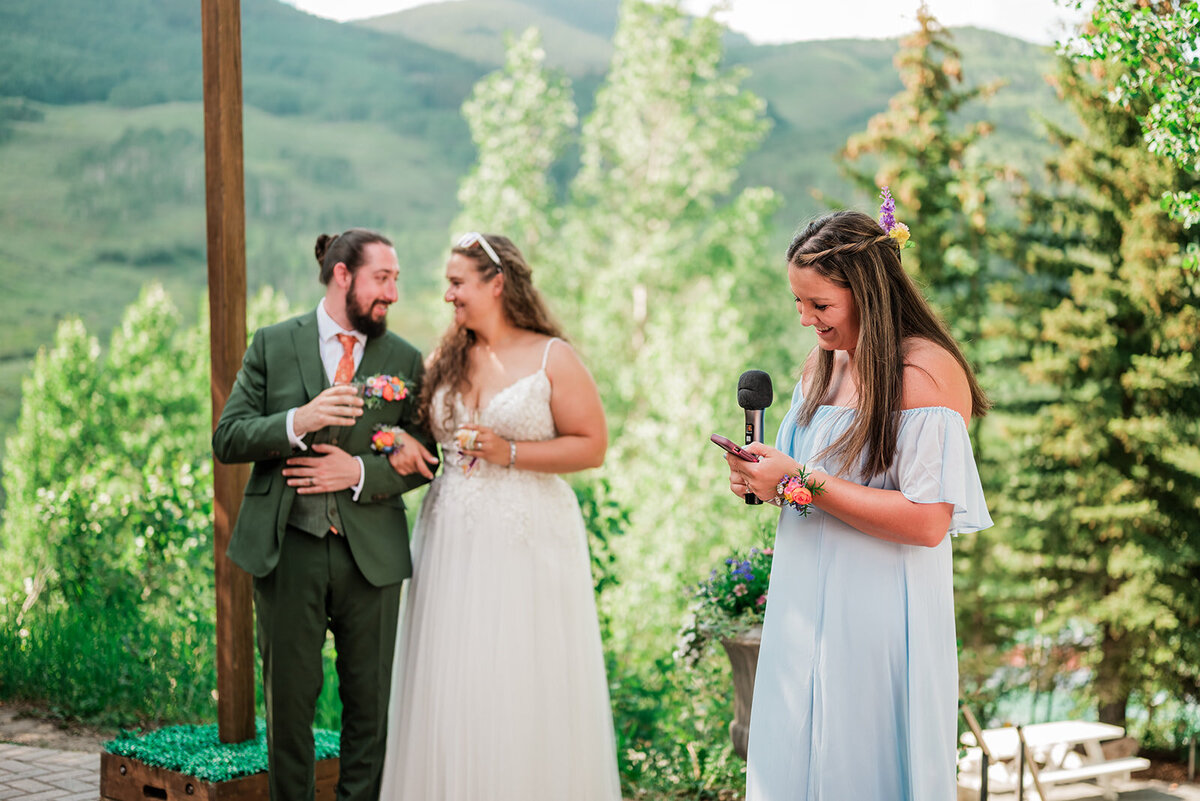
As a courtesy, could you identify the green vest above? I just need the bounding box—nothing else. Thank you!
[286,424,347,536]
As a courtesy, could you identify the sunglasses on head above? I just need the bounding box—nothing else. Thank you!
[456,232,502,270]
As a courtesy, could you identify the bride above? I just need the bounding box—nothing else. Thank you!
[377,232,622,800]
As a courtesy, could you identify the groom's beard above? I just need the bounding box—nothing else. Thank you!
[346,277,388,339]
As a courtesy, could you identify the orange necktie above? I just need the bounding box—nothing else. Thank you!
[333,333,357,384]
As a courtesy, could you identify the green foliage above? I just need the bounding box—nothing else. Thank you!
[676,538,772,666]
[1064,0,1200,232]
[1007,53,1200,725]
[0,2,1067,452]
[454,27,578,251]
[0,285,213,615]
[835,4,1038,721]
[839,3,1003,329]
[0,0,483,131]
[0,603,216,726]
[0,285,301,727]
[575,477,630,599]
[609,654,746,796]
[454,2,779,791]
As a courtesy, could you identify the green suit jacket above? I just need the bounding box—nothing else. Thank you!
[212,310,435,586]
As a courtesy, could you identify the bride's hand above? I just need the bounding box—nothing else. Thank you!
[459,424,514,467]
[386,431,440,479]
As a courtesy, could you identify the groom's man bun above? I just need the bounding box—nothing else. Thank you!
[315,228,393,285]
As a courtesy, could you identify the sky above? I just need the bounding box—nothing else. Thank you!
[281,0,1091,46]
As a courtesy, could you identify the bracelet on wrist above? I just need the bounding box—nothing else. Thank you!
[775,465,825,516]
[370,425,405,455]
[506,439,517,468]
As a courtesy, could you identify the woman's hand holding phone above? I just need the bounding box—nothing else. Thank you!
[718,436,806,503]
[711,433,759,462]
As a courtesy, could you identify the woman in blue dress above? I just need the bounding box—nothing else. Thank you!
[725,206,993,800]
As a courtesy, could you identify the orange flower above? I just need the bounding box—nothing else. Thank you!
[375,431,394,448]
[382,385,395,401]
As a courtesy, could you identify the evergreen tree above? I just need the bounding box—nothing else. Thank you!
[1010,55,1200,726]
[840,2,1002,335]
[838,3,1028,717]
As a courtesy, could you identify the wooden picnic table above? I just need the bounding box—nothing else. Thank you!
[962,720,1126,763]
[959,720,1150,800]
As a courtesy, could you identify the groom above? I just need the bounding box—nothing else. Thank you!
[213,228,438,801]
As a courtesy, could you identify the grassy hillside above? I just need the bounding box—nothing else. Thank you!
[0,0,483,131]
[0,0,1074,473]
[358,0,1068,241]
[0,100,468,443]
[360,0,615,76]
[731,29,1073,239]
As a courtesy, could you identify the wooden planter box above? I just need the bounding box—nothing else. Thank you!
[100,751,339,801]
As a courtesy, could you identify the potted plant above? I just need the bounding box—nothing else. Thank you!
[678,542,773,759]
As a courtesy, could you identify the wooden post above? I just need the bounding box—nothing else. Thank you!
[202,0,255,744]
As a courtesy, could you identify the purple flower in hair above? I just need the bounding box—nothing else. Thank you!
[878,186,897,233]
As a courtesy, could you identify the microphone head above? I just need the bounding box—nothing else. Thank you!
[737,370,773,410]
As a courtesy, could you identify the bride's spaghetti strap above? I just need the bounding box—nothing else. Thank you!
[541,336,562,370]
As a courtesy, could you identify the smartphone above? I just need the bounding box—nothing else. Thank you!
[711,433,760,462]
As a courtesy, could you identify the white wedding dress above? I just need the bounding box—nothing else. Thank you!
[379,338,622,801]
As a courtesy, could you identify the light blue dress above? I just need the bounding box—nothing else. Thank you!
[746,381,993,801]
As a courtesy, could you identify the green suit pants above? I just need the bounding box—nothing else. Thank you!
[254,526,401,801]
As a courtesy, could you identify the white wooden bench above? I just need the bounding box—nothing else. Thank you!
[1033,754,1151,800]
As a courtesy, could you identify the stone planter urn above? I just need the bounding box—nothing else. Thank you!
[719,625,762,760]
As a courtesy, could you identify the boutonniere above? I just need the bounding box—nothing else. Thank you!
[360,374,409,409]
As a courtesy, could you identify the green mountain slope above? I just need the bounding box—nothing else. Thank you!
[355,0,1066,235]
[0,0,483,131]
[0,0,1071,460]
[730,29,1071,234]
[359,0,616,76]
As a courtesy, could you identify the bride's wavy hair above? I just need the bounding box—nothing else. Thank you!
[789,210,989,477]
[420,233,565,427]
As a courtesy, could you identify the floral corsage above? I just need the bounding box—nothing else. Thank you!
[776,465,826,516]
[878,186,912,248]
[370,425,405,455]
[361,374,408,409]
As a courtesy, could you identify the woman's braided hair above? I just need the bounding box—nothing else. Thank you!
[790,232,895,265]
[789,211,989,478]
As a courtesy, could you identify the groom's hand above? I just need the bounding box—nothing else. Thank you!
[285,443,361,494]
[294,385,363,436]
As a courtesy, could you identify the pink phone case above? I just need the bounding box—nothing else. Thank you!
[711,433,760,462]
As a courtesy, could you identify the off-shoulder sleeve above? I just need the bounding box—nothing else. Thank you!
[890,407,993,536]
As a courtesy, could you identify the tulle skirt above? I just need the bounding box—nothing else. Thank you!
[378,469,622,800]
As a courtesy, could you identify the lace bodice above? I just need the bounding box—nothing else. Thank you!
[429,338,564,489]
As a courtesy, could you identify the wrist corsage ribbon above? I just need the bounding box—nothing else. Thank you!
[370,425,405,455]
[776,465,826,516]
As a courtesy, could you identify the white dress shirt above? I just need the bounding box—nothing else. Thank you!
[285,299,367,500]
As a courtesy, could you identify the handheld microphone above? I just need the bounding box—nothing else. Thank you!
[737,370,773,505]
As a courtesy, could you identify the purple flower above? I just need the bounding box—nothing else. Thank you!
[879,186,897,232]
